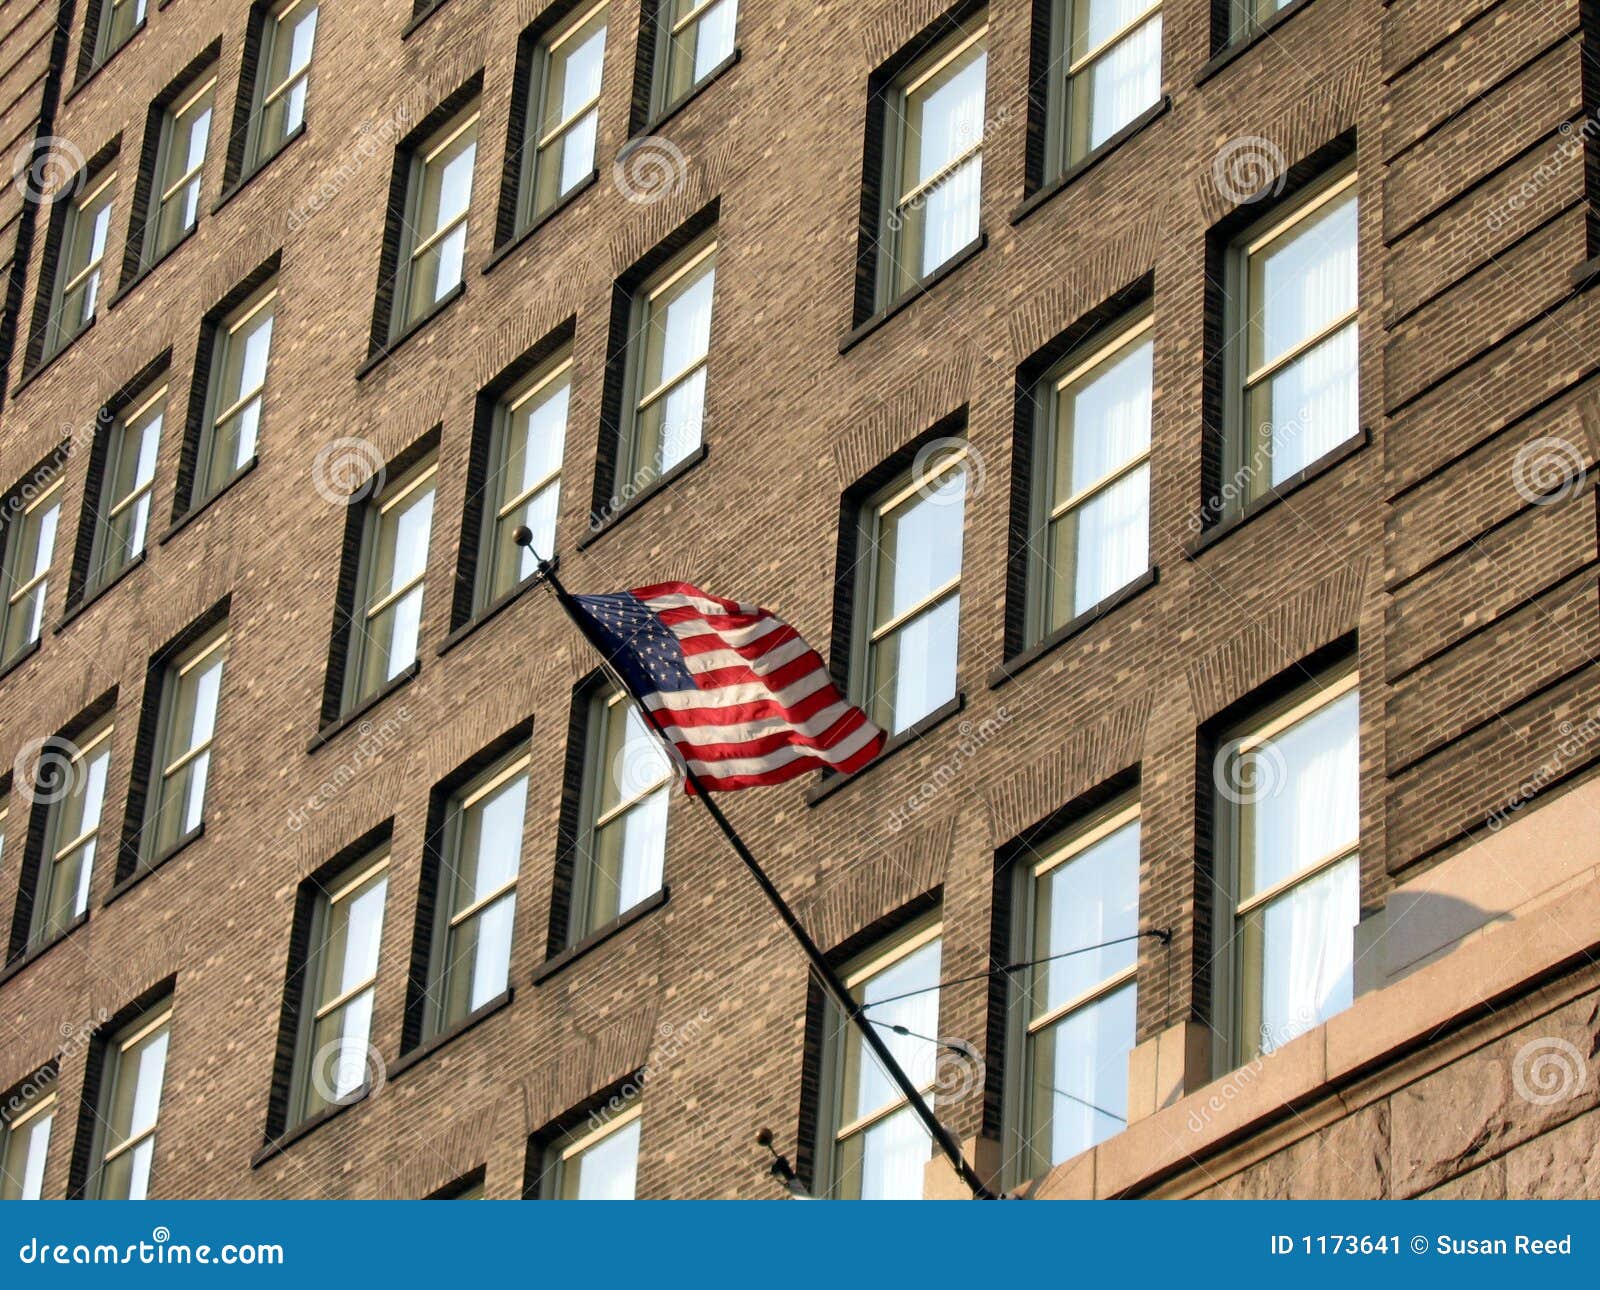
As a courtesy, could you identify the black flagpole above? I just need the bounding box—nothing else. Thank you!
[514,529,997,1200]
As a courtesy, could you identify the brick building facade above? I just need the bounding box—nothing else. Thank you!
[0,0,1597,1201]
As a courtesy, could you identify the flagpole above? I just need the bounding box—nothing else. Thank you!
[513,530,998,1200]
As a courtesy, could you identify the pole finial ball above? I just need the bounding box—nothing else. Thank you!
[512,525,534,548]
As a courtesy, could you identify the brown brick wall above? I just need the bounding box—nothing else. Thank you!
[0,0,1593,1199]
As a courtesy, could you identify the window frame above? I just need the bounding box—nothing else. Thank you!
[87,1001,172,1201]
[520,0,609,231]
[1045,0,1163,173]
[0,473,64,664]
[393,108,480,337]
[814,911,943,1199]
[875,23,988,311]
[1220,164,1359,512]
[86,0,148,71]
[569,686,672,942]
[244,0,319,171]
[421,749,530,1038]
[1213,663,1360,1068]
[86,381,166,594]
[1003,793,1140,1186]
[0,1082,56,1200]
[23,719,112,950]
[474,351,572,612]
[44,168,117,359]
[648,0,737,119]
[539,1098,642,1198]
[287,846,389,1127]
[1025,308,1153,644]
[140,626,228,864]
[144,73,216,266]
[616,235,717,494]
[192,283,276,508]
[849,442,968,736]
[342,456,437,713]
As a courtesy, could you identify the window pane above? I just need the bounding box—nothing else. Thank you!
[1241,853,1358,1053]
[1048,463,1148,621]
[38,736,110,940]
[532,6,606,216]
[1053,338,1152,500]
[643,262,714,393]
[1029,818,1139,1015]
[151,643,225,855]
[55,183,115,346]
[204,300,273,496]
[841,937,941,1123]
[4,491,60,660]
[109,1026,168,1150]
[100,398,163,579]
[307,987,375,1107]
[0,1098,53,1201]
[153,87,212,257]
[100,1136,154,1201]
[1069,3,1160,157]
[319,867,388,1005]
[892,38,984,289]
[663,0,735,104]
[452,773,528,914]
[405,116,477,323]
[1026,981,1134,1167]
[869,594,959,734]
[1250,189,1357,372]
[900,44,985,196]
[489,371,568,599]
[1250,323,1359,486]
[589,786,667,928]
[440,766,526,1025]
[559,1116,640,1199]
[835,1102,928,1200]
[872,465,965,627]
[354,475,434,702]
[1237,687,1359,898]
[443,896,515,1020]
[258,2,318,152]
[98,0,147,59]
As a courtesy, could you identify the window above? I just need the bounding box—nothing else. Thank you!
[521,2,607,227]
[854,443,966,735]
[1029,311,1151,639]
[878,24,986,307]
[424,751,528,1035]
[475,353,570,609]
[88,1001,171,1200]
[43,169,116,358]
[23,722,111,949]
[141,628,227,860]
[1215,665,1359,1064]
[394,108,478,334]
[245,0,319,169]
[818,915,941,1199]
[290,848,388,1124]
[1230,0,1291,40]
[193,284,275,507]
[86,0,147,70]
[1223,166,1358,510]
[0,473,62,664]
[343,457,435,711]
[1049,0,1162,169]
[648,0,736,115]
[573,687,670,939]
[621,237,715,492]
[87,383,165,592]
[145,74,215,264]
[540,1102,641,1198]
[0,1082,54,1200]
[1009,797,1139,1182]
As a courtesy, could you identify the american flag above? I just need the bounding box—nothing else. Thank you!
[569,581,886,792]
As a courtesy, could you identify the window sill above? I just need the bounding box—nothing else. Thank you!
[159,454,259,546]
[1195,0,1322,87]
[532,886,670,985]
[57,551,149,634]
[251,1083,373,1168]
[638,48,741,137]
[401,0,451,40]
[357,281,466,381]
[104,824,206,908]
[0,912,89,988]
[1185,427,1370,559]
[438,561,554,657]
[838,234,988,355]
[576,443,709,551]
[0,637,43,686]
[1012,97,1171,227]
[214,122,307,215]
[15,316,96,398]
[65,22,148,103]
[484,173,598,276]
[989,566,1160,689]
[389,988,514,1080]
[308,660,421,754]
[806,692,966,807]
